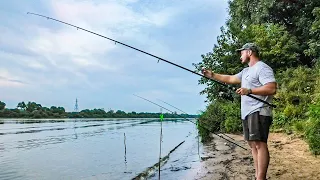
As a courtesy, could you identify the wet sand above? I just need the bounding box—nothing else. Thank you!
[192,133,320,180]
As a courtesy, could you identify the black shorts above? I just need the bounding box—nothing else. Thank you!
[242,111,273,143]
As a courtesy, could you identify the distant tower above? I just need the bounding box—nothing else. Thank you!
[74,98,79,112]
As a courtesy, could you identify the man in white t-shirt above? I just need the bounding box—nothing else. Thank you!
[201,43,277,180]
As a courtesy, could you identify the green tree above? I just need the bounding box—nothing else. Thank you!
[272,66,316,128]
[193,0,320,155]
[305,7,320,62]
[17,101,26,110]
[193,23,299,103]
[0,101,6,110]
[227,0,320,66]
[26,102,41,112]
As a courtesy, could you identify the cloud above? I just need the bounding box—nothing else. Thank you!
[0,0,229,114]
[21,0,183,86]
[0,69,28,87]
[50,0,178,29]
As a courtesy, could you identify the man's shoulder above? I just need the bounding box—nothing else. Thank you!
[241,66,249,72]
[257,61,273,70]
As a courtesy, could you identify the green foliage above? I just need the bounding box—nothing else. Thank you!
[303,63,320,155]
[228,0,320,66]
[293,120,305,134]
[193,23,300,103]
[304,103,320,155]
[224,117,242,133]
[17,101,26,110]
[197,100,241,143]
[305,7,320,60]
[238,23,300,70]
[273,66,316,122]
[195,0,320,154]
[0,101,6,110]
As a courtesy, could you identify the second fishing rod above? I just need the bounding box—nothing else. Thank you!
[133,94,248,151]
[27,12,276,109]
[156,98,237,142]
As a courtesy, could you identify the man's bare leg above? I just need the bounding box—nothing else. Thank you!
[255,141,269,180]
[248,141,258,179]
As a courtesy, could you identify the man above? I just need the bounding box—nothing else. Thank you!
[201,43,277,180]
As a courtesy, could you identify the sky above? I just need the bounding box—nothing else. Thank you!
[0,0,230,115]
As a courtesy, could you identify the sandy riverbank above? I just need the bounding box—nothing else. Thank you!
[191,132,320,180]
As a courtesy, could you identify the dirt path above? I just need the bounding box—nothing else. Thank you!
[267,133,320,180]
[194,132,320,180]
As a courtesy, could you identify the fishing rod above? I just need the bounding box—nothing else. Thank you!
[27,12,276,108]
[156,98,236,141]
[156,99,203,159]
[133,94,248,151]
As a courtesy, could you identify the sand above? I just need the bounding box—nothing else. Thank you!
[192,133,320,180]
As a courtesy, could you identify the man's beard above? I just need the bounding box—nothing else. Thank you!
[242,57,249,63]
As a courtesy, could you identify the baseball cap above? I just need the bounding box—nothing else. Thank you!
[236,43,260,53]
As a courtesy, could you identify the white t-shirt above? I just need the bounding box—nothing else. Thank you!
[235,61,276,120]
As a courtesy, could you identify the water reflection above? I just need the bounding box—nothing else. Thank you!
[0,118,200,180]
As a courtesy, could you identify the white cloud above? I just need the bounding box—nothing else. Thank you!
[0,0,228,113]
[0,68,28,87]
[20,0,183,87]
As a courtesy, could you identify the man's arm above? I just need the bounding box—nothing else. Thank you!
[251,82,277,95]
[201,69,241,84]
[236,65,277,96]
[212,73,241,84]
[236,82,277,96]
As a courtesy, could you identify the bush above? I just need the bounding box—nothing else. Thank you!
[224,117,242,133]
[197,100,240,143]
[274,66,316,121]
[304,117,320,155]
[304,103,320,155]
[293,120,305,134]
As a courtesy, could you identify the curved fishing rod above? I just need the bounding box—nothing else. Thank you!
[156,98,236,141]
[133,94,248,151]
[27,12,276,108]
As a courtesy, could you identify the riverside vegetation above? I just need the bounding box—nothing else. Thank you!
[193,0,320,155]
[0,101,197,119]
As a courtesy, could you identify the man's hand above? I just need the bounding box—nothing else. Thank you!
[201,68,213,78]
[201,68,241,84]
[236,88,251,95]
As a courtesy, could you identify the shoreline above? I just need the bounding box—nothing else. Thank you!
[0,117,195,120]
[192,133,320,180]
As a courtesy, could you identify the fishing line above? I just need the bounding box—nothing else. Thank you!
[156,99,236,141]
[124,132,127,170]
[133,94,248,151]
[73,119,78,139]
[26,12,276,108]
[197,120,200,159]
[158,108,163,180]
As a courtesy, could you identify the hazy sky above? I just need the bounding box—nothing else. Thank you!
[0,0,230,114]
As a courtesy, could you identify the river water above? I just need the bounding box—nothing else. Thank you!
[0,118,204,180]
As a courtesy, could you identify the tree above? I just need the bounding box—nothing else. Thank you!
[305,7,320,62]
[193,23,299,103]
[227,0,320,67]
[0,101,6,110]
[26,102,41,112]
[17,101,26,110]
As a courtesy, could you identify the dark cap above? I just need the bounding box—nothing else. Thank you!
[236,43,259,53]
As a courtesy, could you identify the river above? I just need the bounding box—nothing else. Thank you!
[0,118,204,180]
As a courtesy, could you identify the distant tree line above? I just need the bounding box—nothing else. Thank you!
[0,101,198,119]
